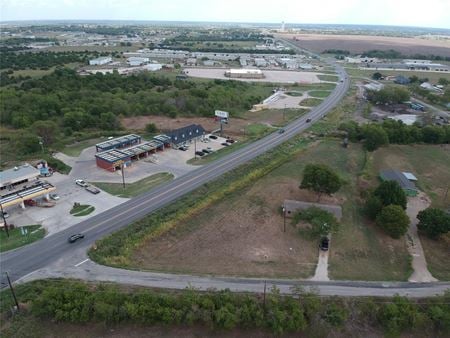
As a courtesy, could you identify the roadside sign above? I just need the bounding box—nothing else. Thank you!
[215,110,229,119]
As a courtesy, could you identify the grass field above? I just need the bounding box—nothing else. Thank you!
[344,67,450,83]
[92,173,174,198]
[11,62,80,79]
[0,225,45,252]
[308,90,331,98]
[70,204,95,217]
[301,98,323,106]
[317,74,339,82]
[369,144,450,280]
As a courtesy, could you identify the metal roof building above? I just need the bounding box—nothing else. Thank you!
[379,169,418,196]
[0,182,56,208]
[165,124,206,146]
[0,164,40,190]
[95,134,141,152]
[95,140,164,172]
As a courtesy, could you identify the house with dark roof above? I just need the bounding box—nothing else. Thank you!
[379,169,418,196]
[394,75,410,85]
[166,124,206,146]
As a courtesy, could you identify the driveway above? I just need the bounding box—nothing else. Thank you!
[405,193,438,283]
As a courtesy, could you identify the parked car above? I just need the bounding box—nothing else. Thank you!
[49,193,60,200]
[209,135,218,140]
[206,147,213,151]
[195,151,205,156]
[178,146,188,151]
[1,211,9,219]
[221,142,230,146]
[68,233,84,243]
[75,179,88,187]
[319,236,330,251]
[202,149,212,154]
[226,139,235,143]
[306,118,312,123]
[278,128,285,134]
[85,186,100,194]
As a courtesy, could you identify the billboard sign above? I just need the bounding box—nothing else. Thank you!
[215,110,229,119]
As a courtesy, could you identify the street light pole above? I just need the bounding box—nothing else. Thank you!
[0,203,9,238]
[121,162,126,189]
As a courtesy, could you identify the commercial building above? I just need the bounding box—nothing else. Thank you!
[166,124,205,146]
[89,56,112,66]
[225,69,264,79]
[95,140,165,172]
[379,169,419,196]
[0,164,40,192]
[254,58,268,67]
[0,181,56,209]
[127,57,149,66]
[95,134,142,152]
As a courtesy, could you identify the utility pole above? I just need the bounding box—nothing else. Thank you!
[121,162,126,189]
[194,137,197,159]
[5,272,19,311]
[0,203,9,238]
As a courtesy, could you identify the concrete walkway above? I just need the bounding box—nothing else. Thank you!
[405,193,437,283]
[310,250,330,281]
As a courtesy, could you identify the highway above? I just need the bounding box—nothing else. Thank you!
[3,43,447,297]
[0,59,349,285]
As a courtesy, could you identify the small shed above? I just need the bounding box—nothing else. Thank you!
[379,169,419,196]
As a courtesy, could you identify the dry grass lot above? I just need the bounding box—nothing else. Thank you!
[132,140,412,280]
[370,144,450,281]
[281,33,450,57]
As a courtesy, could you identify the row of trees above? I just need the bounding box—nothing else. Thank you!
[365,85,410,105]
[25,280,450,336]
[339,120,450,151]
[0,51,102,71]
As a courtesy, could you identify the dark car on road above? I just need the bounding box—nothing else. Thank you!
[68,233,85,243]
[278,128,285,134]
[319,236,330,251]
[306,118,312,123]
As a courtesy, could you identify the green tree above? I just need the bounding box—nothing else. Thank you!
[145,122,158,134]
[31,120,59,145]
[300,164,342,201]
[362,124,389,151]
[372,72,383,80]
[438,77,449,86]
[374,180,407,210]
[376,205,410,239]
[365,195,383,220]
[417,208,450,239]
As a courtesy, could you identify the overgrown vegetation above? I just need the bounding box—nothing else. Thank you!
[292,207,339,238]
[0,224,45,252]
[339,120,450,151]
[1,280,449,337]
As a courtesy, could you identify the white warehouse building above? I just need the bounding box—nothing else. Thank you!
[127,57,150,66]
[89,56,112,66]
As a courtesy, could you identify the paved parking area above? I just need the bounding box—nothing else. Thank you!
[5,173,127,235]
[184,68,322,84]
[5,135,230,235]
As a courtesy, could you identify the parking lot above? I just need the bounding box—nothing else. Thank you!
[5,134,230,235]
[184,68,322,84]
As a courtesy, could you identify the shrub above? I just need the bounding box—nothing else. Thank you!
[417,208,450,239]
[376,205,410,239]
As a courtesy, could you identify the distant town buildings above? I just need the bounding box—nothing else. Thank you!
[89,56,112,66]
[225,69,264,79]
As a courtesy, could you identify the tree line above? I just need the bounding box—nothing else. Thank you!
[7,280,446,336]
[339,120,450,151]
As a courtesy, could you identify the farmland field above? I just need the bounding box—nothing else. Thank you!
[282,33,450,57]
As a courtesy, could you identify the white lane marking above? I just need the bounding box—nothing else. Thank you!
[74,258,89,267]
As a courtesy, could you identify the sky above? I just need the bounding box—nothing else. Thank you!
[1,0,450,30]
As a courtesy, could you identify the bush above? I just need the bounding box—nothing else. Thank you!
[417,208,450,239]
[373,181,407,210]
[292,207,339,237]
[376,205,410,239]
[364,195,383,220]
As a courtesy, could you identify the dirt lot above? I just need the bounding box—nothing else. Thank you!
[184,68,322,84]
[132,175,322,278]
[132,140,412,280]
[280,33,450,57]
[121,108,306,137]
